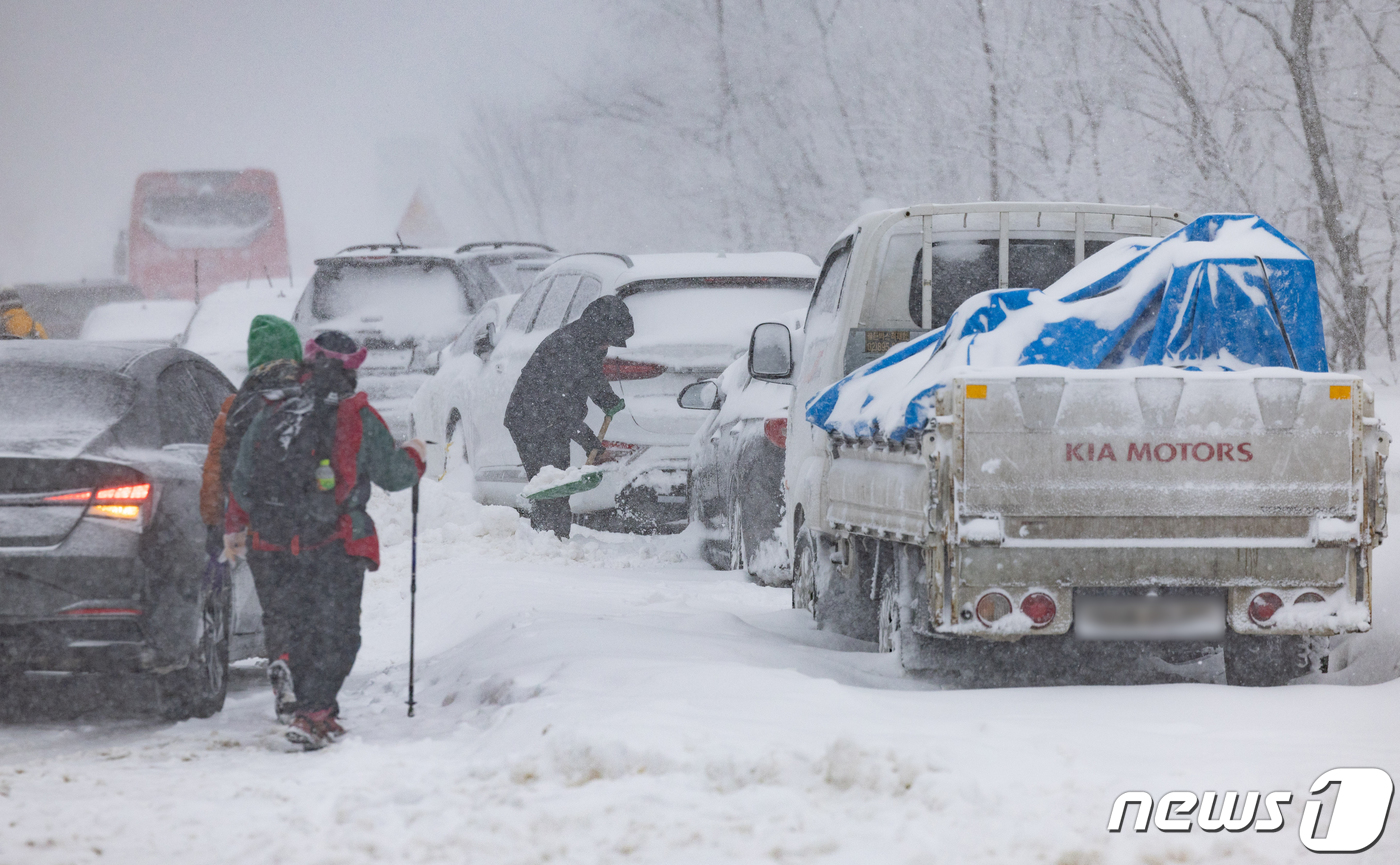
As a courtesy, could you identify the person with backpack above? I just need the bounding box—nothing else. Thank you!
[504,295,634,538]
[225,330,426,749]
[199,314,303,722]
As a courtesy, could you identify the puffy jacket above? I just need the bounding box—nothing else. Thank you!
[226,391,424,569]
[1,308,47,339]
[504,296,633,452]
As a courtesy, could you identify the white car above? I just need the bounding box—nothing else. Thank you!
[78,299,196,343]
[292,242,557,437]
[412,251,818,532]
[410,292,519,478]
[178,278,299,385]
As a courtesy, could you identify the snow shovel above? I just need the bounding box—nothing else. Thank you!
[524,416,612,502]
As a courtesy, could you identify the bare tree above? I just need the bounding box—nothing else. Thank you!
[1230,0,1370,367]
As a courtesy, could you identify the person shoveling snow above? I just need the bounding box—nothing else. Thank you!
[504,296,634,538]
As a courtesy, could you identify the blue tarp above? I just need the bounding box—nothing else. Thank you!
[806,213,1327,441]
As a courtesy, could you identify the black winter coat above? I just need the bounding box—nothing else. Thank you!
[505,296,633,452]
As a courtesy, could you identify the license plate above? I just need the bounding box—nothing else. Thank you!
[1074,593,1225,640]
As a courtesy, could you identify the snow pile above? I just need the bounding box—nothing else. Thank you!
[808,214,1327,440]
[521,464,603,498]
[78,299,197,343]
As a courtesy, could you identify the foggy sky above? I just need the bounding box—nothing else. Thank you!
[0,1,599,284]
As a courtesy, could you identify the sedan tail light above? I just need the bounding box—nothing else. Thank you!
[603,359,666,380]
[764,418,788,449]
[43,482,151,520]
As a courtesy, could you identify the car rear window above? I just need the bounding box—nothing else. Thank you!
[309,261,470,340]
[617,278,814,349]
[0,365,136,429]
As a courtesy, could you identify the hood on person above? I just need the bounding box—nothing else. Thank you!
[246,315,303,372]
[576,295,634,348]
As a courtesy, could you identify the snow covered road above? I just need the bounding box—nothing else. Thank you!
[2,472,1399,864]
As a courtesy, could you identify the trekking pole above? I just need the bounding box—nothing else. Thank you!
[407,482,419,717]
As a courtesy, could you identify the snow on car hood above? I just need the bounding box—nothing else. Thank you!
[807,213,1326,441]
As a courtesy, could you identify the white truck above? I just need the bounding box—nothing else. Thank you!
[757,202,1387,685]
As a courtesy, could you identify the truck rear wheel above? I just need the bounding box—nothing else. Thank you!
[1224,631,1312,687]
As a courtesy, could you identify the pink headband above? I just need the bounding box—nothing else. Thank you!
[304,338,368,370]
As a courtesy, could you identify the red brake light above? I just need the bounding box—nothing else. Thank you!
[43,490,93,503]
[603,358,666,380]
[1248,592,1284,625]
[1020,592,1057,627]
[764,418,788,449]
[89,483,151,520]
[95,484,151,501]
[60,607,142,617]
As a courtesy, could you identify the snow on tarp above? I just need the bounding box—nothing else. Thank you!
[807,214,1326,441]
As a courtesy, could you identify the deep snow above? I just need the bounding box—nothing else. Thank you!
[3,381,1400,863]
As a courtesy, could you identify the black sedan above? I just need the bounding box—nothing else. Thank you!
[0,340,262,719]
[682,321,797,585]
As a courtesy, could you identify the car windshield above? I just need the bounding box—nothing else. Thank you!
[901,238,1114,328]
[0,365,136,431]
[141,191,273,249]
[310,262,468,340]
[618,277,813,358]
[485,256,553,295]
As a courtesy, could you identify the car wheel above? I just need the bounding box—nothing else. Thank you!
[791,529,818,615]
[156,579,230,720]
[727,499,750,574]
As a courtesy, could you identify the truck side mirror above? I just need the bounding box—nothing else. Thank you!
[473,322,496,359]
[677,380,720,411]
[748,322,793,379]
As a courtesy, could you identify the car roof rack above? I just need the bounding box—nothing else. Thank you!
[552,251,634,268]
[337,243,421,254]
[454,241,558,254]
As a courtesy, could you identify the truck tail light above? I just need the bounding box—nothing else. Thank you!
[1020,592,1057,627]
[1293,592,1324,604]
[764,418,788,449]
[1248,592,1284,625]
[603,359,666,380]
[975,592,1012,625]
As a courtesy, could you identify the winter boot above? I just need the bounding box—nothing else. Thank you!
[267,656,297,724]
[285,709,337,751]
[320,712,347,742]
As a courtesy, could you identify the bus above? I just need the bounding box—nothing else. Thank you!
[125,169,290,300]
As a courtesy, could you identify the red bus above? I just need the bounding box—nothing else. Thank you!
[126,169,290,300]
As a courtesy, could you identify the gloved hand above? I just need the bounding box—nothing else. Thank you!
[404,438,428,461]
[605,399,626,418]
[221,530,247,564]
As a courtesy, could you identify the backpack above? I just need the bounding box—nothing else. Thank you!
[241,386,342,549]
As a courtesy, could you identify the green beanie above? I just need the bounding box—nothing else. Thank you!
[247,315,303,371]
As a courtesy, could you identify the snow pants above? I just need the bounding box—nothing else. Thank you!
[249,543,366,714]
[247,551,292,664]
[510,426,572,539]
